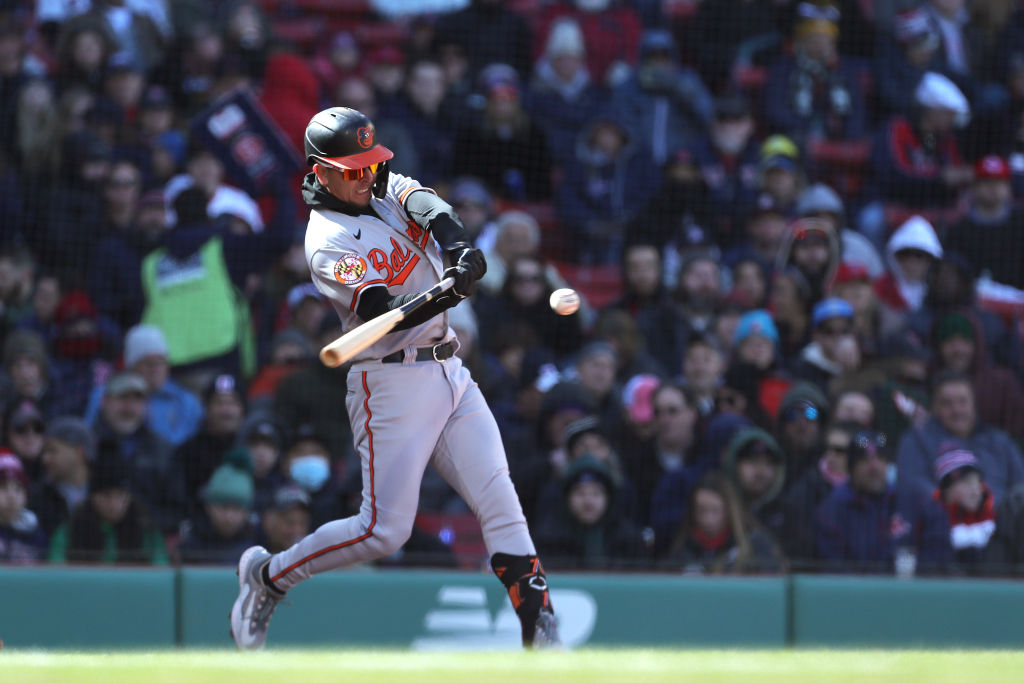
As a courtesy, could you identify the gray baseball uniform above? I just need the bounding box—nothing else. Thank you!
[266,172,535,591]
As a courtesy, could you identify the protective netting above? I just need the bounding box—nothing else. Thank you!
[0,1,1022,576]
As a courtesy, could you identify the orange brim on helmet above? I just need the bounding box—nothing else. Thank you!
[312,145,394,170]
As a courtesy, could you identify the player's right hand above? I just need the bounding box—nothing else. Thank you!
[443,243,487,282]
[443,265,477,298]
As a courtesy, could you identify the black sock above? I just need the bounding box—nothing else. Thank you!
[261,561,285,597]
[491,553,553,647]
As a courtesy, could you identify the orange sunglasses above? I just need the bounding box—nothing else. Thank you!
[319,161,382,181]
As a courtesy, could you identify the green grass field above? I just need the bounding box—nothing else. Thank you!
[2,649,1023,683]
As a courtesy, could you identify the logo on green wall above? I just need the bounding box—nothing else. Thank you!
[412,586,597,650]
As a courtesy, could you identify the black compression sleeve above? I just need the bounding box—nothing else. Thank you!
[355,285,456,331]
[404,189,468,247]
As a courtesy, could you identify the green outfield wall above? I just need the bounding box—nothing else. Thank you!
[1,567,1022,650]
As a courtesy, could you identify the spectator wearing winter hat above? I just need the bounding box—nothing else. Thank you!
[946,155,1024,290]
[726,309,790,423]
[280,282,327,351]
[832,262,905,362]
[898,371,1024,506]
[527,17,608,168]
[90,370,178,533]
[867,72,970,240]
[168,374,247,522]
[791,297,860,394]
[533,454,645,569]
[0,451,47,562]
[759,135,806,213]
[724,192,791,276]
[763,1,867,145]
[775,217,842,304]
[3,399,47,483]
[236,413,285,514]
[620,373,660,444]
[534,415,637,529]
[30,416,95,538]
[781,420,858,565]
[49,291,116,417]
[930,448,998,573]
[722,426,788,542]
[930,311,1024,441]
[609,29,713,167]
[874,6,966,117]
[50,445,167,565]
[255,483,312,554]
[776,381,830,483]
[874,215,944,313]
[2,329,55,419]
[84,325,203,447]
[816,428,952,574]
[177,448,257,565]
[452,62,554,201]
[795,183,884,279]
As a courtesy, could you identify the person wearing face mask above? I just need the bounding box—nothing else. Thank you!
[281,423,358,529]
[688,94,762,249]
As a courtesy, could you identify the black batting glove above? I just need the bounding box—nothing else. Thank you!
[443,242,487,282]
[443,265,477,298]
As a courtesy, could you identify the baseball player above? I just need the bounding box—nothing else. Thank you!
[230,108,560,650]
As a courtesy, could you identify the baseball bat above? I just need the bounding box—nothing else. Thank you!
[319,277,456,368]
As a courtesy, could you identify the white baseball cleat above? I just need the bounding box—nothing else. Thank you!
[230,545,283,651]
[532,610,563,650]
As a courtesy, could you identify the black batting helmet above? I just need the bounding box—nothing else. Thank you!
[304,107,393,169]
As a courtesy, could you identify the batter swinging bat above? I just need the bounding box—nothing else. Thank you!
[319,277,456,368]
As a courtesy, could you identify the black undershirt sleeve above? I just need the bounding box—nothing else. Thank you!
[355,284,456,331]
[404,189,468,247]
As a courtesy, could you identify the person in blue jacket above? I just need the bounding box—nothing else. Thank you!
[815,428,952,574]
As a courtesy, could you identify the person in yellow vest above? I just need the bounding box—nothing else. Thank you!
[142,183,293,389]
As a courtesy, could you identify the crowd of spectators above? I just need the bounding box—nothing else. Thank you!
[1,0,1023,577]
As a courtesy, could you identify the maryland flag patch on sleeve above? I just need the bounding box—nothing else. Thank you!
[334,252,368,285]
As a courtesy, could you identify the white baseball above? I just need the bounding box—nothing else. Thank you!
[549,288,580,315]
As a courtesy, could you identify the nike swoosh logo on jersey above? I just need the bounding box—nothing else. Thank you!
[354,228,362,239]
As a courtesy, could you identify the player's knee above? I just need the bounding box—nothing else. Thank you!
[370,517,414,556]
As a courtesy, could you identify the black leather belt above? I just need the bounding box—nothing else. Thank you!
[381,341,455,364]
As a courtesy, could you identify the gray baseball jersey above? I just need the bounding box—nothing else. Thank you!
[266,172,534,591]
[304,173,454,361]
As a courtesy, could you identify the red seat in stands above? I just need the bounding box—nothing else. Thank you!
[414,512,489,570]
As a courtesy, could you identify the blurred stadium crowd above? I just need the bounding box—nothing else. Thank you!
[0,0,1023,576]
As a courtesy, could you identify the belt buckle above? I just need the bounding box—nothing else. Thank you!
[431,343,448,363]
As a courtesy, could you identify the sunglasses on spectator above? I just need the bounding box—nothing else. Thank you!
[13,422,44,435]
[654,404,684,416]
[825,443,848,454]
[513,273,543,283]
[716,392,743,407]
[782,402,819,422]
[818,323,851,337]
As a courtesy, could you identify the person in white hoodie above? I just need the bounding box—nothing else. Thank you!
[873,215,943,312]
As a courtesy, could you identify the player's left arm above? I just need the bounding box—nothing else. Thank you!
[404,189,486,298]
